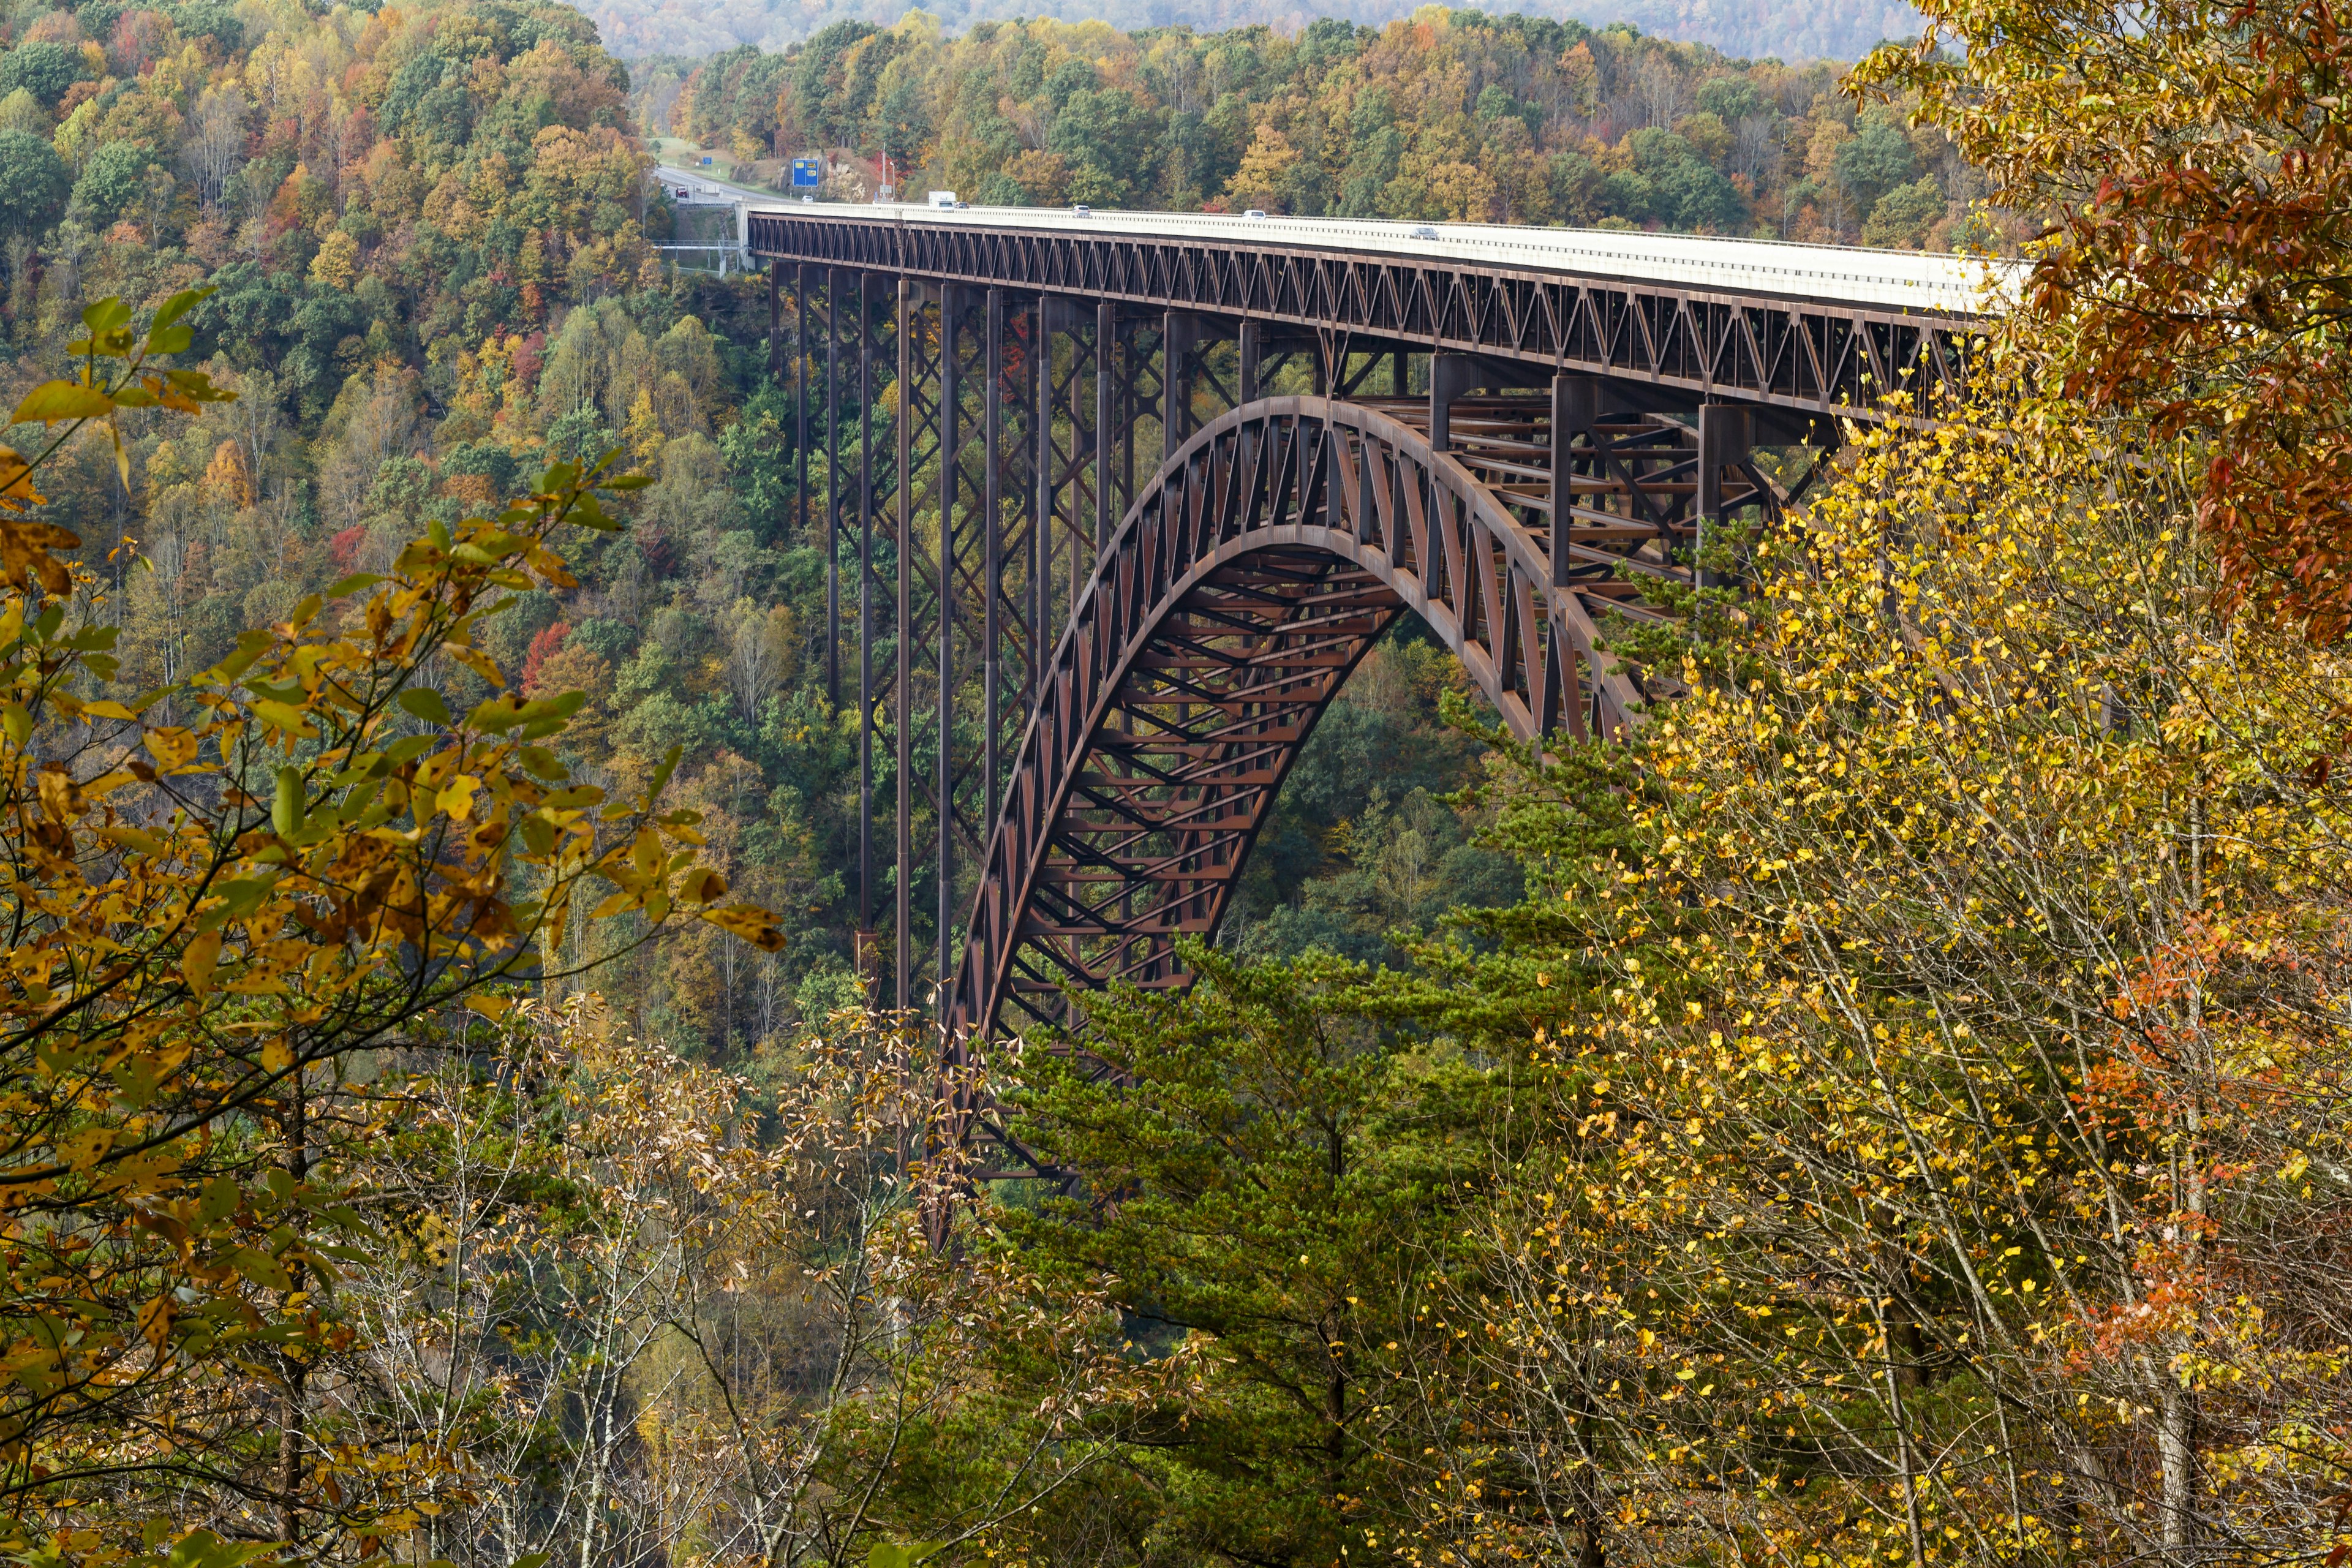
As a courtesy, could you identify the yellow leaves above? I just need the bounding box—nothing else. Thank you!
[34,767,78,824]
[55,1127,116,1172]
[137,1294,173,1353]
[251,698,318,738]
[444,643,504,689]
[435,775,481,822]
[142,728,200,772]
[10,380,115,425]
[699,903,786,952]
[183,931,221,995]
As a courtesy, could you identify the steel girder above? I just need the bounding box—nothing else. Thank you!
[777,263,1785,1103]
[750,213,1980,429]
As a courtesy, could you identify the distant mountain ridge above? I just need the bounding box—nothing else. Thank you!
[582,0,1924,65]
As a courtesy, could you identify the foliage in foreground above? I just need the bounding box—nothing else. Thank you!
[0,288,778,1562]
[1863,0,2352,640]
[936,388,2352,1568]
[1457,391,2352,1567]
[328,993,1160,1568]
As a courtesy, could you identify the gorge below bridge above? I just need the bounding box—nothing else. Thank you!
[745,202,1990,1118]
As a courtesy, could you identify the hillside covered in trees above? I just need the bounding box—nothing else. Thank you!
[637,9,1983,248]
[587,0,1923,79]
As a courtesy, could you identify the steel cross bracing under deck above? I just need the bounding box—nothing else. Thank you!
[756,212,1983,1163]
[755,206,1988,432]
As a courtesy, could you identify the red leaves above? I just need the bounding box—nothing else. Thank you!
[1871,0,2352,635]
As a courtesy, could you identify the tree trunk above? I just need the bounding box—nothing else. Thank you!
[279,1066,308,1546]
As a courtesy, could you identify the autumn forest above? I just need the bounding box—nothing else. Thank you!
[0,0,2345,1566]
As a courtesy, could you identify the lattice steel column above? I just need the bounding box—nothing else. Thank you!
[896,278,914,1012]
[1095,301,1114,564]
[936,284,959,1010]
[856,271,878,962]
[794,263,810,617]
[872,279,975,1017]
[1035,304,1054,692]
[979,290,1041,843]
[1038,296,1098,640]
[1163,311,1199,462]
[1111,312,1161,532]
[934,287,992,1012]
[984,293,1006,824]
[823,268,843,706]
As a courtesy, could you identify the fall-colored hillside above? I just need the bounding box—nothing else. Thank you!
[635,11,1990,249]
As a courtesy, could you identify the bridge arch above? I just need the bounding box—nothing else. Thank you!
[946,395,1656,1046]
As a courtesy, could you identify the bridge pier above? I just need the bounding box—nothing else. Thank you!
[1697,404,1757,591]
[818,270,840,706]
[896,277,914,1012]
[1550,376,1600,589]
[983,290,1006,851]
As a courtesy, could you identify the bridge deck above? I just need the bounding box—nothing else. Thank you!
[747,201,2008,317]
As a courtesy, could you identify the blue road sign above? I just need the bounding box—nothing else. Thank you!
[791,158,821,189]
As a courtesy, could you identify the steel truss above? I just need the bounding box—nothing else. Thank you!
[945,390,1777,1054]
[753,213,1980,427]
[762,254,1875,1077]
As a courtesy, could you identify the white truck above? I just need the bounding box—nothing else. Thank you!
[928,190,959,209]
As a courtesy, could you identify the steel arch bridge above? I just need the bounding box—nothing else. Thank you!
[746,203,1989,1078]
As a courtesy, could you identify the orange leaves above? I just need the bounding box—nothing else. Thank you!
[1863,0,2352,638]
[0,445,43,517]
[0,514,82,598]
